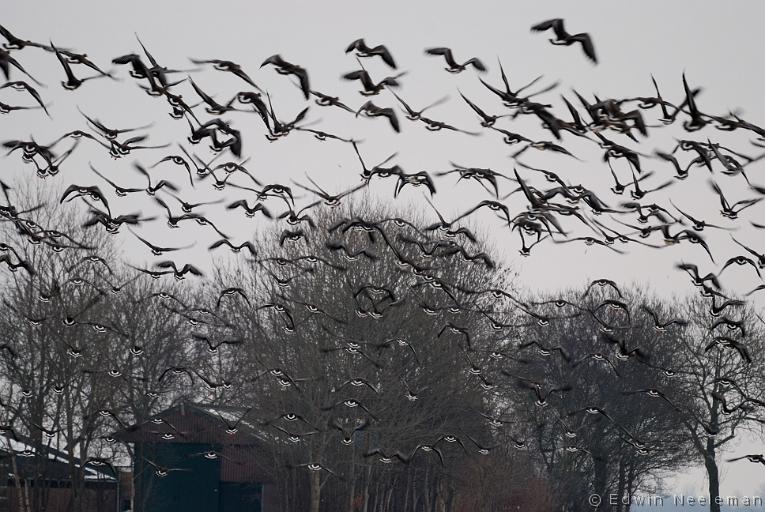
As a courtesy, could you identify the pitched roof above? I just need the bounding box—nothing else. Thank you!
[111,402,278,483]
[0,433,117,482]
[111,402,272,446]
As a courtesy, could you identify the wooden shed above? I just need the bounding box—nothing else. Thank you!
[113,402,279,512]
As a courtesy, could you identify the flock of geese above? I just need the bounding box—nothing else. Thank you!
[1,17,764,479]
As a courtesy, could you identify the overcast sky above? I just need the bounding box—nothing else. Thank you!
[4,0,765,500]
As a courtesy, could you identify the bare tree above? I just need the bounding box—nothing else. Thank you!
[0,182,192,512]
[498,285,698,511]
[0,182,123,512]
[670,294,765,512]
[209,198,512,512]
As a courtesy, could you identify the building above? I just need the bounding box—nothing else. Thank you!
[0,433,118,512]
[113,402,279,512]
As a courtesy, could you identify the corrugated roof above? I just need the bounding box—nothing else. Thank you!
[112,402,271,446]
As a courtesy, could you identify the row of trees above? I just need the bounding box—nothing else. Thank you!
[0,186,196,512]
[514,287,765,512]
[1,189,764,512]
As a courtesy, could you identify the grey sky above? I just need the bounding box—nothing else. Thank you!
[5,0,765,499]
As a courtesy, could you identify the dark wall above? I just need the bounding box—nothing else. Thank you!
[219,482,262,512]
[134,442,221,512]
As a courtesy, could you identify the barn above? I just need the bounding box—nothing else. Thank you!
[113,402,279,512]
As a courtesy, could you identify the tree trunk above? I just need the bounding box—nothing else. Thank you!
[625,461,636,512]
[22,478,30,512]
[10,456,27,512]
[372,477,380,512]
[291,465,297,512]
[616,460,626,512]
[310,469,322,512]
[403,468,412,512]
[445,483,455,512]
[592,451,609,507]
[348,450,356,512]
[423,466,431,512]
[705,365,723,512]
[704,441,721,512]
[436,477,447,512]
[362,466,371,512]
[411,468,419,512]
